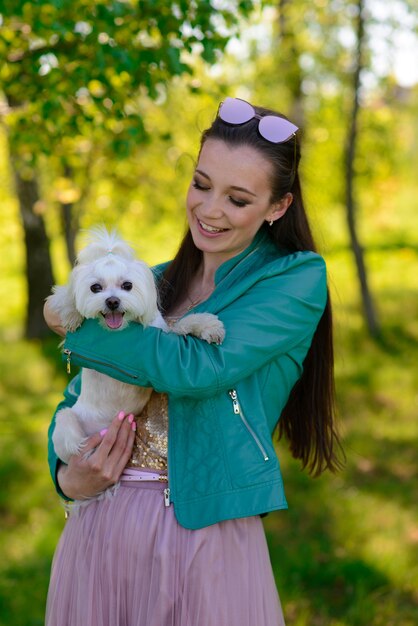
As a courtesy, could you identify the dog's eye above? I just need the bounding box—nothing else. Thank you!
[90,283,103,293]
[121,282,133,291]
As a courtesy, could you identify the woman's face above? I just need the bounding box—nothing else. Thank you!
[186,139,289,268]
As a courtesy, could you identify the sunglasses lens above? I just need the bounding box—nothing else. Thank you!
[219,97,255,124]
[258,116,299,143]
[219,98,299,145]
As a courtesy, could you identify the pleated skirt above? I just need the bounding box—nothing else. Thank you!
[46,479,285,626]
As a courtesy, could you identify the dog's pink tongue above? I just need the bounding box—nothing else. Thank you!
[104,312,124,329]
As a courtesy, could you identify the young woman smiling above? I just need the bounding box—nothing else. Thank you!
[45,97,342,626]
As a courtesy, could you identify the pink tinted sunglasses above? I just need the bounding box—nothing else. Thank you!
[218,97,298,143]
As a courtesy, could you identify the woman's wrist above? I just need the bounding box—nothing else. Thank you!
[56,463,72,500]
[57,462,91,501]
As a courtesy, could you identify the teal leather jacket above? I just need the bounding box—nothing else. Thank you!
[48,229,327,529]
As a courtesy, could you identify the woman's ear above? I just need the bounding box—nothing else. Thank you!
[266,192,293,225]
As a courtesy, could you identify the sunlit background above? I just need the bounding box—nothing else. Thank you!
[0,1,417,624]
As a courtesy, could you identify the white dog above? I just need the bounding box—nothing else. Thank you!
[47,227,224,464]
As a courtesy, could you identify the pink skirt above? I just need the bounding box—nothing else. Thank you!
[46,478,285,626]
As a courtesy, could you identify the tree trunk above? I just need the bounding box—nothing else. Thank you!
[61,201,76,266]
[12,164,55,339]
[61,164,79,266]
[277,0,304,129]
[345,0,380,337]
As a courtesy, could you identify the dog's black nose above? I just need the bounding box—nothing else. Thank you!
[105,297,120,311]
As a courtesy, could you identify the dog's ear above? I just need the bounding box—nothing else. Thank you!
[140,301,160,327]
[131,261,160,327]
[47,277,83,332]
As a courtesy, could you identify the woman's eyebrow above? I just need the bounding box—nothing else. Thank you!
[230,185,257,197]
[195,169,257,197]
[195,168,210,180]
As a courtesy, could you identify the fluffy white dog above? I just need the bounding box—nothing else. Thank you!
[47,227,224,464]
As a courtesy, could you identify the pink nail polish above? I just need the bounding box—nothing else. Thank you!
[128,414,134,424]
[100,428,108,437]
[118,411,125,421]
[131,421,136,431]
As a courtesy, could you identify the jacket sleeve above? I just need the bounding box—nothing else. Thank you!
[48,373,81,498]
[63,254,327,399]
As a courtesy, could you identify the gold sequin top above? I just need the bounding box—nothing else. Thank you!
[127,391,168,471]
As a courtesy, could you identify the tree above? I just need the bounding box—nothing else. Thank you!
[344,0,380,336]
[277,0,304,128]
[0,0,253,337]
[0,0,255,337]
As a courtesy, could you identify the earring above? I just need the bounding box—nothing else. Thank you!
[268,219,274,226]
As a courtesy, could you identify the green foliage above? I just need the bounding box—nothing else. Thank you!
[0,0,255,164]
[0,337,67,626]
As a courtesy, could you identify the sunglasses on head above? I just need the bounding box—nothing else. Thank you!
[218,97,298,144]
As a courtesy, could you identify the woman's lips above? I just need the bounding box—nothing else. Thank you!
[197,219,229,237]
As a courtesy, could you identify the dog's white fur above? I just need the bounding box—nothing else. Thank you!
[48,227,225,465]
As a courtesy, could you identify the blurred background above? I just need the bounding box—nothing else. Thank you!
[0,1,417,624]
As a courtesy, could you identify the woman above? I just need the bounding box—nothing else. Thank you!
[45,97,342,626]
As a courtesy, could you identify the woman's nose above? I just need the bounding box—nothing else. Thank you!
[200,195,224,219]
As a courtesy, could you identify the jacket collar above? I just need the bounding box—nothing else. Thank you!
[153,227,274,286]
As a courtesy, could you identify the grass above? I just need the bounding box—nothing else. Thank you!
[0,338,67,626]
[0,240,417,625]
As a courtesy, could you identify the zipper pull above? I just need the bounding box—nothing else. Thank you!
[228,389,240,414]
[64,501,71,520]
[164,487,171,507]
[64,349,72,374]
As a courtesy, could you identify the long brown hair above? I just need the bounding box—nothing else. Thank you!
[160,103,344,476]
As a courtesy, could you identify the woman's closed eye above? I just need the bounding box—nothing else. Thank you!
[193,177,249,207]
[192,179,209,191]
[229,196,248,208]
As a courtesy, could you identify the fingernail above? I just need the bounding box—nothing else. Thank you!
[127,413,134,424]
[100,428,108,437]
[131,421,136,431]
[118,411,125,421]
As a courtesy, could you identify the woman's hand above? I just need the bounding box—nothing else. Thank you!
[44,300,66,337]
[57,411,136,500]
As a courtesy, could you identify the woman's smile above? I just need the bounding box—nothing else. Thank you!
[197,219,229,236]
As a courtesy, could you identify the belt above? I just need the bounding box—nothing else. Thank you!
[120,468,168,483]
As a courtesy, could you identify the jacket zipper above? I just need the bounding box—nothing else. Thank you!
[228,389,269,461]
[63,349,139,380]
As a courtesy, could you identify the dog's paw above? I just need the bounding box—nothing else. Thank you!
[53,408,88,463]
[53,436,88,464]
[197,319,225,344]
[172,313,225,344]
[69,436,89,457]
